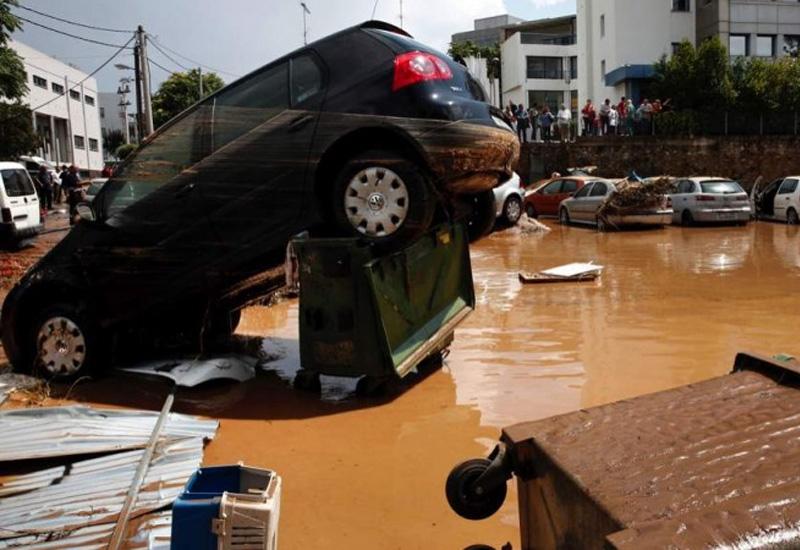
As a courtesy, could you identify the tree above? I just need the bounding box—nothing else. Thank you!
[103,129,126,157]
[152,69,224,128]
[0,0,39,158]
[448,41,501,79]
[115,143,137,160]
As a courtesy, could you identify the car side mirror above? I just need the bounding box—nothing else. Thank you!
[76,202,95,223]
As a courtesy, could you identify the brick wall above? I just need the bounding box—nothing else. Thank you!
[519,136,800,189]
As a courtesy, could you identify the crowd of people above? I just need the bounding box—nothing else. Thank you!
[33,164,84,221]
[503,96,672,143]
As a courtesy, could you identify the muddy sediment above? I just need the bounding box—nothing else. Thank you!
[2,220,799,548]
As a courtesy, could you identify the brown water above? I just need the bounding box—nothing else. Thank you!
[62,220,800,549]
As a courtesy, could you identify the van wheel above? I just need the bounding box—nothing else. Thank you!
[559,208,570,225]
[332,150,435,247]
[28,302,103,381]
[787,209,799,225]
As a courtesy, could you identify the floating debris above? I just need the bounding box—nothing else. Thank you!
[0,373,42,406]
[519,262,603,284]
[518,214,552,234]
[119,354,259,387]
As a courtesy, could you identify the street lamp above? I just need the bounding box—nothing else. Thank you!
[114,63,135,71]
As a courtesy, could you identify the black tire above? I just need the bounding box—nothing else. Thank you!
[787,209,799,225]
[465,190,497,242]
[502,195,523,225]
[26,302,104,381]
[331,150,435,248]
[446,458,507,521]
[559,207,570,226]
[355,375,389,397]
[681,209,694,226]
[525,203,538,219]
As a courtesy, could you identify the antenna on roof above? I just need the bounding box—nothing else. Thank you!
[371,0,379,19]
[300,2,311,45]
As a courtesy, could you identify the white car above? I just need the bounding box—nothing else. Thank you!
[19,155,60,186]
[493,172,523,225]
[670,177,751,225]
[0,162,42,244]
[752,176,800,224]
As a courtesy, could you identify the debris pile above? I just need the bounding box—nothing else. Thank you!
[518,214,552,234]
[597,178,673,226]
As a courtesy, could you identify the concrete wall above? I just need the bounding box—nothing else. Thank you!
[517,136,800,189]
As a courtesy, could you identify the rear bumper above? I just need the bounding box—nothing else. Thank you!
[0,222,43,241]
[691,207,751,223]
[606,211,672,226]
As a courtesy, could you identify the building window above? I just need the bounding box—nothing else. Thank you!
[671,42,682,55]
[756,35,775,57]
[729,34,748,57]
[600,14,605,38]
[672,0,690,12]
[69,89,81,101]
[528,90,563,114]
[784,35,800,56]
[74,135,85,149]
[84,94,95,106]
[569,56,578,79]
[32,75,47,88]
[601,60,606,81]
[526,56,563,79]
[100,107,105,118]
[88,138,99,152]
[51,82,64,94]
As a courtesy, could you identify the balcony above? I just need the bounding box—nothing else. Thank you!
[520,33,576,46]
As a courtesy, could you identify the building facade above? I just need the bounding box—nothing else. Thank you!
[99,92,137,158]
[698,0,800,57]
[452,14,524,47]
[577,0,695,108]
[500,16,579,115]
[10,40,103,172]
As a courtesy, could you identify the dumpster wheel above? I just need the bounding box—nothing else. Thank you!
[446,458,507,521]
[356,375,389,397]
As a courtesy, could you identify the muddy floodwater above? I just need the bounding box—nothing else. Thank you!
[65,220,799,549]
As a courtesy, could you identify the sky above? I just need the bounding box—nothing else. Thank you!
[10,0,576,93]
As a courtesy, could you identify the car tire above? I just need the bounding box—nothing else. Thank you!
[681,210,694,226]
[525,204,538,219]
[465,190,496,242]
[332,150,435,247]
[559,207,570,226]
[502,195,522,225]
[26,302,104,381]
[787,208,799,225]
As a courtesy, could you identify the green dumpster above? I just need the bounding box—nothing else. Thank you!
[292,223,474,390]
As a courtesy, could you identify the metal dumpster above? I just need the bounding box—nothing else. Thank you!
[292,223,474,393]
[447,352,800,549]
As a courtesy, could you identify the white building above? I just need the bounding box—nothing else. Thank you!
[99,92,137,157]
[10,40,104,173]
[501,16,579,114]
[577,0,695,107]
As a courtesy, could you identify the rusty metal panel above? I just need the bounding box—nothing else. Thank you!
[502,353,800,550]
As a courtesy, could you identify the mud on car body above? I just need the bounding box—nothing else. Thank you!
[1,21,518,380]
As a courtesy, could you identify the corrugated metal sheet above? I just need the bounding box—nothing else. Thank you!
[0,405,218,461]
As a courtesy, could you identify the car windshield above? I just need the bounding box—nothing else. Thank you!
[1,169,36,197]
[87,182,105,195]
[700,180,743,194]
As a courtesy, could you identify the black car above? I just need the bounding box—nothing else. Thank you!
[2,21,518,379]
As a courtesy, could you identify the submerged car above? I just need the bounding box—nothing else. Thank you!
[670,177,750,226]
[559,179,672,230]
[1,21,518,379]
[752,176,800,224]
[524,176,595,218]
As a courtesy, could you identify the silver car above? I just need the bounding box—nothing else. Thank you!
[559,179,672,229]
[492,172,523,225]
[670,177,751,225]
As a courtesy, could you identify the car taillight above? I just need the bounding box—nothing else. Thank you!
[696,195,716,202]
[392,51,453,92]
[1,208,11,223]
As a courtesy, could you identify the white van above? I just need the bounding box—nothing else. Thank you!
[0,162,42,243]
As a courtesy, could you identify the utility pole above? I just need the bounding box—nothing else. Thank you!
[136,25,155,136]
[198,66,203,98]
[133,43,144,142]
[300,2,310,45]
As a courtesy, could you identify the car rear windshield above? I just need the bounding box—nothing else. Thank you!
[700,180,743,194]
[1,169,36,197]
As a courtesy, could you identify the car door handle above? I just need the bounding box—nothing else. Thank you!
[288,114,315,133]
[175,183,195,198]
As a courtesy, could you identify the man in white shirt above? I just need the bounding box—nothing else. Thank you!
[557,104,572,143]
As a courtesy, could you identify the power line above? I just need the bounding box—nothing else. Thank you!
[147,35,241,78]
[372,0,380,19]
[15,3,132,33]
[16,16,134,49]
[148,57,175,75]
[29,34,136,112]
[147,39,191,72]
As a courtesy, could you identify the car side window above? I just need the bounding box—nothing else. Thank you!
[290,54,323,107]
[542,181,563,194]
[590,182,608,197]
[562,180,578,193]
[574,184,593,199]
[779,179,799,195]
[677,180,693,193]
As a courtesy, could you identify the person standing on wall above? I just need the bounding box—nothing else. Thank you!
[609,104,619,136]
[581,99,596,137]
[599,99,612,136]
[528,104,540,142]
[516,104,530,143]
[557,103,572,143]
[539,106,554,142]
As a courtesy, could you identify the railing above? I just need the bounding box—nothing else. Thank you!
[520,33,576,46]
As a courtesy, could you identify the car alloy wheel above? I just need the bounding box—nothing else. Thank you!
[504,196,522,225]
[788,209,799,225]
[345,167,409,238]
[37,316,87,377]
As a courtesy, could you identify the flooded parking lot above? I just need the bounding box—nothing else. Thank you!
[8,219,800,548]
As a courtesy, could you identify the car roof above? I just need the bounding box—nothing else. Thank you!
[686,176,734,182]
[0,162,26,170]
